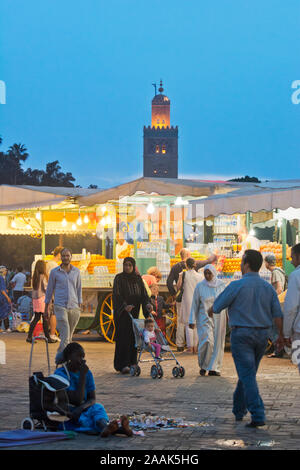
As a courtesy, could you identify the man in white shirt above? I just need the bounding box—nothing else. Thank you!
[11,266,26,303]
[46,246,63,342]
[115,231,129,259]
[283,243,300,370]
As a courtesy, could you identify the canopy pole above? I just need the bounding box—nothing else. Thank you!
[166,204,171,255]
[41,212,46,259]
[281,218,287,273]
[246,211,251,231]
[102,229,106,257]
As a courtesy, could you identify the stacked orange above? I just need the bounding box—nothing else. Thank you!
[260,243,291,259]
[222,258,242,274]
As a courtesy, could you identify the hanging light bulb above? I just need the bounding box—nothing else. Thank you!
[101,206,107,214]
[249,229,255,236]
[62,216,67,227]
[83,214,89,224]
[175,196,183,206]
[106,215,112,226]
[35,210,41,220]
[146,201,155,214]
[100,217,106,226]
[72,223,77,231]
[26,224,31,230]
[76,212,82,226]
[11,218,16,228]
[175,196,187,206]
[277,219,282,228]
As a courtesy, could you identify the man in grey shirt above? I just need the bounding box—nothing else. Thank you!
[209,250,283,428]
[45,248,82,364]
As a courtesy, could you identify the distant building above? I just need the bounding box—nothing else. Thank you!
[143,81,178,178]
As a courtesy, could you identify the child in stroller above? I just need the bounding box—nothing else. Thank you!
[143,318,162,360]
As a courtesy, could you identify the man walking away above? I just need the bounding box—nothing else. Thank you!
[209,250,283,427]
[283,243,300,370]
[167,248,216,352]
[44,248,82,365]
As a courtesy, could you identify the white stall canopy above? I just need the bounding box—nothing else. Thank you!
[77,177,242,206]
[0,185,100,211]
[188,181,300,219]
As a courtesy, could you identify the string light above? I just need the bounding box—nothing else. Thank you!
[76,212,82,226]
[11,219,16,228]
[35,210,41,220]
[72,223,77,231]
[61,211,67,227]
[83,214,89,224]
[146,202,155,214]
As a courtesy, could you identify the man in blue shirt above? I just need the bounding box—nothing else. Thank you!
[208,249,283,428]
[45,248,82,365]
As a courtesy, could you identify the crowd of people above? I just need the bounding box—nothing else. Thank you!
[0,242,300,430]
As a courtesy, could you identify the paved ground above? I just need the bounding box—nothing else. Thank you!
[0,332,300,451]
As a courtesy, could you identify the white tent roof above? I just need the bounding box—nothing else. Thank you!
[189,180,300,218]
[78,177,242,206]
[0,185,101,211]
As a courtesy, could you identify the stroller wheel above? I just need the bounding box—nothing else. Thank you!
[21,418,34,431]
[130,366,137,376]
[157,366,163,379]
[172,367,180,378]
[151,365,158,379]
[179,366,185,378]
[135,365,141,376]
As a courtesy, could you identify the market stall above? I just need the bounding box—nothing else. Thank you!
[2,179,299,345]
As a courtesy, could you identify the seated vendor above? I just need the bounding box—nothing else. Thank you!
[55,342,133,437]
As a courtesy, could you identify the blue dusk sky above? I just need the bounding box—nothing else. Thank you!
[1,0,299,188]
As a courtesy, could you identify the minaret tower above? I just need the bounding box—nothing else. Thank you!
[143,81,178,178]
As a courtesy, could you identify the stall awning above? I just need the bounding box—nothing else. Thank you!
[189,180,300,218]
[77,177,242,206]
[0,185,101,211]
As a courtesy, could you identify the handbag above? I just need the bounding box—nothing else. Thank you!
[175,271,186,303]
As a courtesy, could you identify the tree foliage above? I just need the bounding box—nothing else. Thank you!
[0,138,76,186]
[228,175,261,183]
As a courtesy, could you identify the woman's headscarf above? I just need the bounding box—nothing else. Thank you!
[203,264,220,288]
[122,257,138,279]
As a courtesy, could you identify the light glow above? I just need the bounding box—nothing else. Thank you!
[147,202,155,214]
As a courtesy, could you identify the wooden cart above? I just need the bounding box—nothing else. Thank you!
[76,286,177,346]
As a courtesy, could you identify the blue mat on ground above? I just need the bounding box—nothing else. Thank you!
[0,430,76,447]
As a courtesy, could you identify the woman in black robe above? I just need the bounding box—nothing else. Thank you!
[113,257,152,374]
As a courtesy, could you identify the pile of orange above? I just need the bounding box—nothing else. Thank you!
[222,258,242,273]
[260,242,291,258]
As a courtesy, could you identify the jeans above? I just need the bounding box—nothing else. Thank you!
[176,302,185,347]
[54,305,81,363]
[231,327,269,423]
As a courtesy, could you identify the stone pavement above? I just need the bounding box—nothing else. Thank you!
[0,332,300,451]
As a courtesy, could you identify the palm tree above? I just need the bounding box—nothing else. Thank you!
[7,143,29,162]
[7,143,29,184]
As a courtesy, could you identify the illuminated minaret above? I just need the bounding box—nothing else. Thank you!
[143,81,178,178]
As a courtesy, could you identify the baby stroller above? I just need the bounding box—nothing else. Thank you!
[21,336,70,431]
[129,313,185,380]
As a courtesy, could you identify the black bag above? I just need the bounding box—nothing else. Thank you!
[175,271,186,303]
[29,371,70,423]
